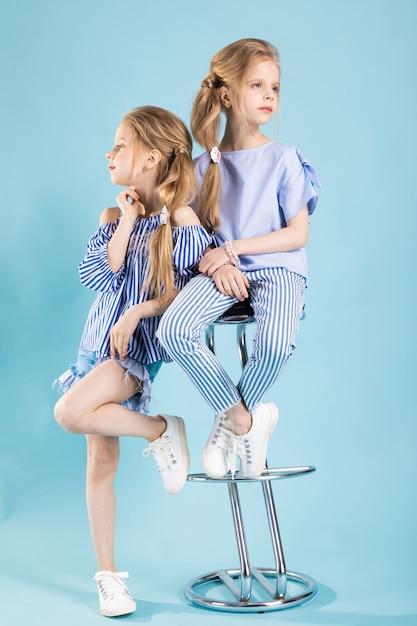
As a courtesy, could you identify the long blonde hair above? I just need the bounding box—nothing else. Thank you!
[122,106,196,304]
[191,38,280,232]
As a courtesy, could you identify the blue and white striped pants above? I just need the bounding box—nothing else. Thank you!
[157,267,306,414]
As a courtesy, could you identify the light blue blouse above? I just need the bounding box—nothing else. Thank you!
[78,212,212,363]
[194,141,320,279]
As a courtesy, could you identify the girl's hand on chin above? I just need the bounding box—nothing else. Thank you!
[117,189,146,220]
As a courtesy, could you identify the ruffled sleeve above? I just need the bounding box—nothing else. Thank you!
[78,221,126,292]
[172,225,213,289]
[279,146,321,220]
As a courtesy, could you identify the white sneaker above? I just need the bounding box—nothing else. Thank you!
[143,415,189,494]
[202,413,236,478]
[237,402,278,477]
[93,570,136,617]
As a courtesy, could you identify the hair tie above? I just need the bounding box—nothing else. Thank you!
[210,146,221,164]
[201,73,221,89]
[159,205,170,225]
[175,145,188,157]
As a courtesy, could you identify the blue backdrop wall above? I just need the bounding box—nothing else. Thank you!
[0,1,416,625]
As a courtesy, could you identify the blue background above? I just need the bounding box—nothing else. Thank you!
[1,1,416,624]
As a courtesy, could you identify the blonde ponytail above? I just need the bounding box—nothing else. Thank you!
[123,106,196,306]
[190,77,223,232]
[191,38,280,232]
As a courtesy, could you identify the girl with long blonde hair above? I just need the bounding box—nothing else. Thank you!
[158,39,320,480]
[54,105,211,617]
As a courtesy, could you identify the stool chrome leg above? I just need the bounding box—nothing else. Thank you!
[227,481,251,602]
[236,323,249,367]
[206,319,250,367]
[237,321,287,599]
[205,325,215,355]
[262,478,287,598]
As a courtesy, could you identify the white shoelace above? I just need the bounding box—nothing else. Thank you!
[234,436,251,464]
[143,435,176,472]
[94,571,130,600]
[212,416,233,448]
[212,416,243,477]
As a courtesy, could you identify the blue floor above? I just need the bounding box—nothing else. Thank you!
[1,416,416,626]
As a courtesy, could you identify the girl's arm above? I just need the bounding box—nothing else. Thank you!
[234,205,309,256]
[110,290,178,360]
[200,206,309,276]
[106,189,145,272]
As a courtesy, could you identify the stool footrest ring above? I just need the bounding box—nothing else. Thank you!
[187,465,315,483]
[184,568,317,612]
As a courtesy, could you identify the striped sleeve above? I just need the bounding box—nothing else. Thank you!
[78,222,126,292]
[172,225,213,289]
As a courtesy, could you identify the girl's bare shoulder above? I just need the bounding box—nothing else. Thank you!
[170,205,200,227]
[99,207,120,225]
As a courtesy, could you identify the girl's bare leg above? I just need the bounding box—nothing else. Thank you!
[86,434,119,572]
[87,434,136,618]
[55,358,189,497]
[54,360,165,440]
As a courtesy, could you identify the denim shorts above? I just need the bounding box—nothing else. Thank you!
[53,350,162,415]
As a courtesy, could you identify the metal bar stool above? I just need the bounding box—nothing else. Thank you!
[184,300,317,613]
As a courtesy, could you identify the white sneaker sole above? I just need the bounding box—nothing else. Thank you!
[101,601,136,617]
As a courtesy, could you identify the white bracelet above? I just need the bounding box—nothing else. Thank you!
[224,240,240,266]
